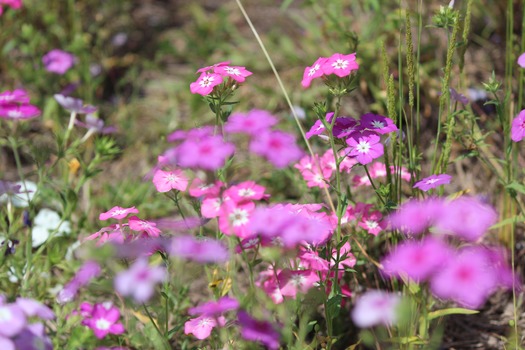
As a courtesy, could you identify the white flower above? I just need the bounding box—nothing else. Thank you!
[0,180,37,208]
[32,209,71,247]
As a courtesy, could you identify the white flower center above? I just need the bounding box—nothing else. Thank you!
[291,274,306,287]
[238,188,255,197]
[355,140,371,154]
[199,317,213,327]
[425,178,440,185]
[308,64,321,76]
[366,220,379,229]
[332,59,349,70]
[96,318,111,330]
[166,173,178,183]
[7,110,22,118]
[371,120,385,129]
[112,209,126,216]
[230,209,249,227]
[200,76,214,88]
[0,308,12,322]
[225,67,240,76]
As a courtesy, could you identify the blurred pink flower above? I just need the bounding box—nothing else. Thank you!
[184,315,225,340]
[352,290,401,328]
[188,296,239,317]
[237,311,280,350]
[511,109,525,142]
[152,169,188,193]
[115,258,166,303]
[518,52,525,68]
[42,49,76,74]
[81,302,125,339]
[224,109,277,135]
[413,174,452,192]
[0,104,40,120]
[249,130,303,168]
[0,0,22,16]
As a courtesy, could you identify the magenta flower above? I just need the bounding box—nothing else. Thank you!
[413,174,452,191]
[99,206,139,221]
[381,237,453,282]
[518,52,525,68]
[224,109,277,136]
[54,94,97,114]
[152,169,188,193]
[115,258,167,303]
[0,0,22,16]
[42,49,76,74]
[82,303,125,339]
[0,89,29,105]
[351,290,401,328]
[301,57,328,88]
[188,296,239,317]
[249,130,303,168]
[346,133,384,165]
[237,311,280,350]
[322,52,359,77]
[225,181,266,203]
[184,315,225,340]
[388,198,446,235]
[57,260,101,304]
[511,109,525,142]
[0,104,40,120]
[128,216,161,238]
[360,113,398,134]
[190,72,223,96]
[214,65,252,83]
[175,135,235,170]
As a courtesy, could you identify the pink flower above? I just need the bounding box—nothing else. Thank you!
[388,198,445,235]
[169,235,229,263]
[42,49,76,74]
[358,210,386,236]
[381,237,453,282]
[81,303,125,339]
[197,61,230,73]
[413,174,452,191]
[301,57,328,88]
[214,65,252,83]
[224,109,277,135]
[152,169,188,192]
[511,109,525,142]
[249,130,303,168]
[322,53,359,77]
[360,113,398,134]
[518,52,525,68]
[175,135,235,170]
[188,296,239,317]
[184,315,225,340]
[305,112,334,139]
[346,133,384,165]
[351,290,400,328]
[277,269,319,298]
[0,104,40,120]
[115,258,166,303]
[0,89,29,105]
[218,200,254,238]
[331,242,356,268]
[237,311,280,350]
[0,0,22,16]
[225,181,266,203]
[0,304,26,337]
[128,216,161,238]
[189,72,223,96]
[57,260,101,304]
[99,206,139,221]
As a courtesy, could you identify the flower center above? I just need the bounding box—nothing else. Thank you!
[230,209,249,226]
[356,141,371,154]
[308,64,320,76]
[96,318,111,330]
[371,120,385,129]
[0,308,12,322]
[200,76,214,87]
[332,59,349,70]
[238,188,255,197]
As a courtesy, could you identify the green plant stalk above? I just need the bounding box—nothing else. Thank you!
[415,0,423,169]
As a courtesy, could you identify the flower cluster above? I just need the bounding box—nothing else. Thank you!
[0,296,55,350]
[190,61,252,96]
[383,196,514,308]
[0,89,40,120]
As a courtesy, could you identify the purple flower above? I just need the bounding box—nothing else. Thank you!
[237,311,280,350]
[75,114,116,134]
[249,130,303,168]
[360,113,398,134]
[13,323,53,350]
[518,52,525,68]
[224,109,278,136]
[511,109,525,142]
[15,298,54,320]
[169,235,229,263]
[351,290,401,328]
[413,174,452,191]
[388,198,446,235]
[449,87,469,105]
[54,94,97,114]
[114,258,167,303]
[188,296,239,317]
[346,132,384,165]
[381,237,453,282]
[0,304,26,337]
[42,49,76,74]
[57,260,101,304]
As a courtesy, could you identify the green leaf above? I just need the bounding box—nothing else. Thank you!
[490,215,523,230]
[325,294,342,320]
[428,307,478,320]
[506,181,525,195]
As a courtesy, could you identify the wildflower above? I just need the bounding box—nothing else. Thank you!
[224,109,277,135]
[388,198,445,235]
[214,64,252,83]
[331,242,356,268]
[54,94,97,114]
[0,304,26,337]
[197,61,230,73]
[305,112,334,139]
[249,130,303,168]
[0,0,22,16]
[99,206,139,221]
[75,114,116,134]
[42,49,76,74]
[301,57,328,88]
[382,237,453,282]
[81,303,125,339]
[225,181,266,203]
[295,154,332,189]
[0,104,40,120]
[0,89,29,105]
[449,87,469,105]
[277,269,319,298]
[358,210,386,236]
[57,260,101,304]
[169,235,229,263]
[359,113,398,134]
[32,208,71,247]
[323,52,359,77]
[346,133,384,165]
[15,298,54,320]
[188,296,239,317]
[351,290,401,328]
[189,72,223,96]
[511,109,525,142]
[152,169,188,193]
[128,216,162,238]
[237,311,280,350]
[13,323,53,350]
[218,200,255,238]
[518,52,525,68]
[174,135,235,171]
[184,315,225,340]
[413,174,452,192]
[115,258,166,303]
[332,116,360,139]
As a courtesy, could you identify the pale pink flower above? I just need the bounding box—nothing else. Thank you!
[128,216,161,238]
[413,174,452,191]
[175,135,235,170]
[352,290,401,328]
[224,109,277,135]
[184,315,225,340]
[114,258,166,303]
[99,206,139,221]
[511,109,525,142]
[249,130,303,168]
[152,169,188,192]
[42,49,76,75]
[518,52,525,68]
[225,181,266,203]
[218,200,255,238]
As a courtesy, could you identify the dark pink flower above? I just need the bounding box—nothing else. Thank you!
[322,53,359,77]
[0,89,29,105]
[0,0,22,16]
[511,109,525,142]
[189,72,223,96]
[0,104,40,120]
[82,303,125,339]
[413,174,452,192]
[237,311,280,350]
[249,130,303,168]
[225,181,266,203]
[346,133,384,165]
[360,113,398,134]
[188,296,239,317]
[99,206,139,221]
[214,65,252,83]
[301,57,328,88]
[42,49,76,74]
